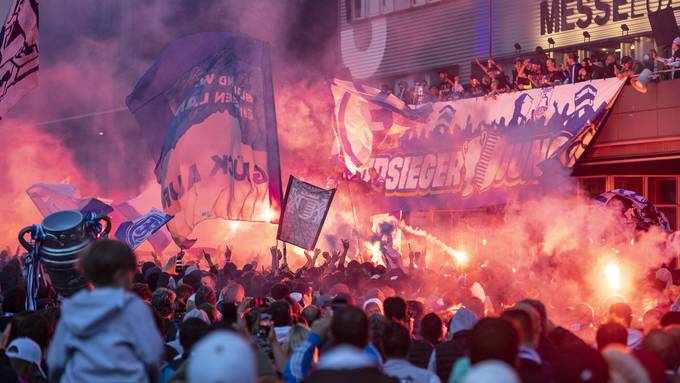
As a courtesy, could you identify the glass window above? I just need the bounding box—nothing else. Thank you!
[412,0,426,6]
[658,207,677,231]
[394,0,410,10]
[579,177,606,198]
[366,0,380,16]
[352,0,363,19]
[614,177,643,195]
[648,177,677,205]
[381,0,394,13]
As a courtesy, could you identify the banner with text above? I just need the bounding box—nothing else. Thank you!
[331,77,625,210]
[127,33,283,245]
[277,176,336,250]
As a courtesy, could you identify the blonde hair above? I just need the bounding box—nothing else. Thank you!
[283,324,310,356]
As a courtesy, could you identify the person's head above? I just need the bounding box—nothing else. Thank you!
[179,317,211,353]
[514,57,523,69]
[187,330,255,383]
[381,322,411,359]
[471,78,480,86]
[270,283,291,301]
[642,309,663,334]
[2,287,26,315]
[641,329,680,371]
[270,300,292,327]
[468,317,519,366]
[5,337,45,381]
[502,308,537,349]
[621,56,633,70]
[552,345,609,383]
[151,288,176,318]
[606,54,617,64]
[10,311,50,351]
[219,282,245,305]
[331,305,370,348]
[567,53,578,65]
[79,240,136,288]
[546,58,556,70]
[481,76,491,85]
[487,58,496,67]
[194,286,217,307]
[516,299,547,336]
[429,85,439,95]
[450,306,479,335]
[673,36,680,51]
[301,305,322,325]
[201,273,216,291]
[131,283,152,302]
[578,67,588,77]
[383,296,408,323]
[283,324,310,356]
[596,321,628,351]
[582,57,591,66]
[439,69,448,80]
[453,75,460,83]
[609,302,633,327]
[421,312,443,344]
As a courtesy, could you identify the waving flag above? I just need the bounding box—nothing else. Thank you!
[113,201,172,254]
[331,78,625,211]
[127,33,282,245]
[26,183,82,216]
[115,208,173,250]
[277,176,336,250]
[0,0,39,117]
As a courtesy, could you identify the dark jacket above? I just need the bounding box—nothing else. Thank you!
[302,367,398,383]
[518,358,553,383]
[434,330,470,382]
[408,339,435,369]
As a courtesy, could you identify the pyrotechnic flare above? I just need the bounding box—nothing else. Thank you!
[399,222,468,266]
[604,262,621,292]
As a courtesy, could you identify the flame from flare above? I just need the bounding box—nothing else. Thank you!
[264,205,272,223]
[400,222,469,266]
[604,262,621,291]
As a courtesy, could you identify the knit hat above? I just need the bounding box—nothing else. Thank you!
[5,337,45,378]
[461,360,519,383]
[187,330,256,383]
[362,298,383,315]
[450,307,478,335]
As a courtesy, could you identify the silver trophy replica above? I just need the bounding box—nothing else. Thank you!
[18,210,111,298]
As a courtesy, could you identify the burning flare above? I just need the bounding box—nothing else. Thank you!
[604,262,621,291]
[400,222,469,266]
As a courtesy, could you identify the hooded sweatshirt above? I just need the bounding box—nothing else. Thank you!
[47,287,163,383]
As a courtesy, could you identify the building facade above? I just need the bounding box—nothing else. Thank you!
[338,0,680,231]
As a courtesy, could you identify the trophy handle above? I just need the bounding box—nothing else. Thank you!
[97,216,112,238]
[18,226,35,252]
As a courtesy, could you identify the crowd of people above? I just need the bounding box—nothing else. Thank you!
[383,37,680,104]
[0,237,680,383]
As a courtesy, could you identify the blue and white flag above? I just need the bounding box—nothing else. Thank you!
[331,77,626,211]
[26,183,82,216]
[115,208,173,250]
[127,33,283,246]
[0,0,39,117]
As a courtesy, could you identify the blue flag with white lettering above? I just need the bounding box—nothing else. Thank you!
[115,208,173,250]
[127,33,283,246]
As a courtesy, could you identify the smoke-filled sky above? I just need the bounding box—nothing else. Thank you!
[0,0,341,252]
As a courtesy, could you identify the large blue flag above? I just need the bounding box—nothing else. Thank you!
[127,33,283,246]
[115,208,173,250]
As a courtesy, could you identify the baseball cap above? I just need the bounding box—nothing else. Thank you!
[5,337,46,378]
[187,330,256,383]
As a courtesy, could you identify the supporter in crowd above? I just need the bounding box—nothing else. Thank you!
[652,36,680,80]
[46,240,163,382]
[451,75,464,100]
[382,322,440,383]
[544,58,565,86]
[0,235,678,383]
[565,53,582,84]
[438,70,454,101]
[396,81,412,105]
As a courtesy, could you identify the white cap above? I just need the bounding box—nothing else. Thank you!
[5,337,45,378]
[183,308,210,324]
[188,330,256,383]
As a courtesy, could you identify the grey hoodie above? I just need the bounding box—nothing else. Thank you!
[47,287,163,383]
